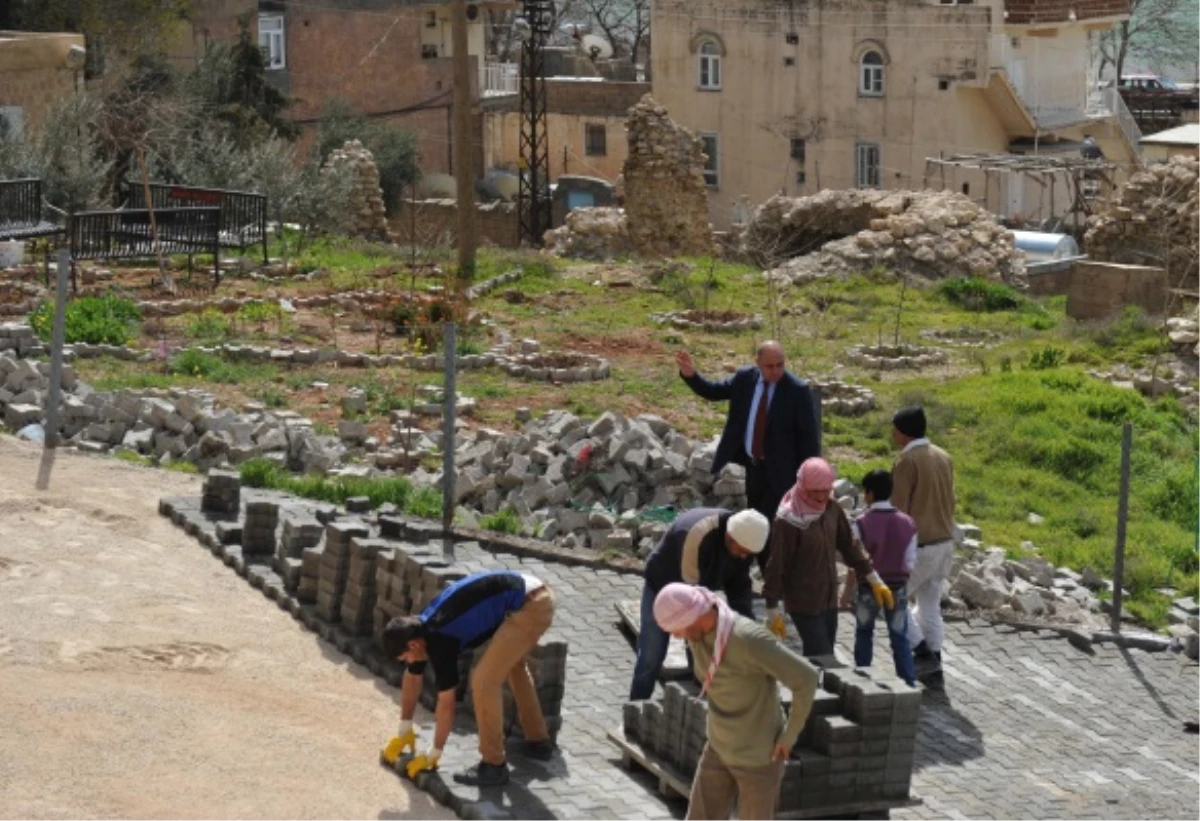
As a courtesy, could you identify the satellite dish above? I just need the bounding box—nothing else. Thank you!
[580,34,613,61]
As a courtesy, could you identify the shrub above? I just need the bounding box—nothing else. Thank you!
[185,309,233,343]
[480,508,522,535]
[937,277,1024,312]
[1027,346,1065,370]
[166,349,243,382]
[29,293,142,346]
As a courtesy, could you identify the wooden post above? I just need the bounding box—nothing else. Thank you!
[1110,422,1133,633]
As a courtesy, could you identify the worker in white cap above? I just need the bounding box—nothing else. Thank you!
[629,508,769,700]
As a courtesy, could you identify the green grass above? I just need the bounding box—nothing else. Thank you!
[479,507,522,535]
[825,369,1198,624]
[238,457,438,516]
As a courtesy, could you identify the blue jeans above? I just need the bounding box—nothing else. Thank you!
[630,583,669,701]
[854,583,915,686]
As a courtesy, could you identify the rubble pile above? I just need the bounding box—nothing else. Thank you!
[1167,308,1199,358]
[1084,156,1199,280]
[322,140,392,242]
[746,190,1026,285]
[543,207,631,260]
[650,309,763,332]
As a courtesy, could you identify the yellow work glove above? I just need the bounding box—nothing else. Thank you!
[381,725,417,765]
[405,748,442,779]
[869,581,895,611]
[766,608,787,640]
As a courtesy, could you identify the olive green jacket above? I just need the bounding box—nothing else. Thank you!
[690,615,820,768]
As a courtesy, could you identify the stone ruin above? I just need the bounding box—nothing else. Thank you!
[744,189,1026,286]
[322,140,392,242]
[622,95,715,258]
[545,95,714,259]
[1085,155,1199,282]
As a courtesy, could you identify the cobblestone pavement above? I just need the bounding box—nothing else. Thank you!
[167,500,1200,820]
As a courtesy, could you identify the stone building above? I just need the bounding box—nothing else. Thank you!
[0,31,86,137]
[650,0,1140,230]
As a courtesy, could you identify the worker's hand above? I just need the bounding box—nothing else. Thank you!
[405,748,442,779]
[771,741,791,761]
[766,608,787,640]
[870,582,895,611]
[675,350,696,378]
[381,727,417,765]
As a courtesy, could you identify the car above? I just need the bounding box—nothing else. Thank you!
[1116,74,1199,109]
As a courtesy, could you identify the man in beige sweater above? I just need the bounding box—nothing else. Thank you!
[654,583,819,820]
[890,406,956,686]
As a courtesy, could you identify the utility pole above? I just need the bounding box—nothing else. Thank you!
[451,0,477,282]
[517,0,553,246]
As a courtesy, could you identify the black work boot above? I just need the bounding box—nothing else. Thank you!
[912,641,934,661]
[454,760,510,787]
[521,739,556,761]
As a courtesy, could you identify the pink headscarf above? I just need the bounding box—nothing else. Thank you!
[777,458,835,525]
[653,583,736,698]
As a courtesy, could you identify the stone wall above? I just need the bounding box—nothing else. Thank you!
[1065,261,1169,320]
[621,95,714,258]
[387,199,520,248]
[1084,156,1199,282]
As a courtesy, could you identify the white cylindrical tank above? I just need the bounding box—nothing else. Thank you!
[1011,230,1080,260]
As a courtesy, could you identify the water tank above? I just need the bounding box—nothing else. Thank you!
[1011,230,1080,260]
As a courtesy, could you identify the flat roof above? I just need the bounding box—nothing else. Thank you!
[1140,123,1200,146]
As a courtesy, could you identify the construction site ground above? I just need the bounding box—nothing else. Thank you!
[2,438,1196,820]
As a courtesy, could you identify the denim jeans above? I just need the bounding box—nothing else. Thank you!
[630,583,670,701]
[854,582,915,685]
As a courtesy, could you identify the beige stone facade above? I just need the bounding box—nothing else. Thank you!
[0,31,86,137]
[481,80,651,183]
[649,0,1134,230]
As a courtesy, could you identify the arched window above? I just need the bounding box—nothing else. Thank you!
[699,41,722,90]
[860,50,884,96]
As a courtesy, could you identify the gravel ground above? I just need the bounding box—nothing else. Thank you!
[0,436,449,820]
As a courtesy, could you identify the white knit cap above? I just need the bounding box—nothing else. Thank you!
[726,509,770,554]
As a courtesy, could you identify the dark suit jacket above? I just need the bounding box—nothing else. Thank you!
[682,366,822,500]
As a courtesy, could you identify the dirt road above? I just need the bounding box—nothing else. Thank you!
[0,437,449,820]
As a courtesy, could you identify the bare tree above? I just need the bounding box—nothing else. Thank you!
[1095,0,1199,80]
[485,0,575,60]
[576,0,649,62]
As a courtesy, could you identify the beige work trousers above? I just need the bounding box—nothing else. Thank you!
[686,742,785,820]
[472,585,555,765]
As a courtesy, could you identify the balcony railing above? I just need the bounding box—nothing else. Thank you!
[1004,0,1129,25]
[482,62,519,96]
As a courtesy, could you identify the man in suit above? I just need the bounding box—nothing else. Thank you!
[676,341,822,568]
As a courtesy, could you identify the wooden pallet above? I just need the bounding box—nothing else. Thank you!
[608,727,923,820]
[614,600,691,680]
[608,726,692,801]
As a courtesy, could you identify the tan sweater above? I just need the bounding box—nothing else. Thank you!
[690,616,819,768]
[892,440,956,545]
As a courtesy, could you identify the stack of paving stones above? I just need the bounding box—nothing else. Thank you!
[317,522,370,622]
[340,537,390,635]
[276,513,323,591]
[201,470,240,515]
[297,547,322,603]
[621,665,920,813]
[243,500,279,556]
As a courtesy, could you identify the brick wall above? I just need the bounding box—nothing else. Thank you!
[387,199,520,249]
[1004,0,1129,25]
[1065,261,1168,320]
